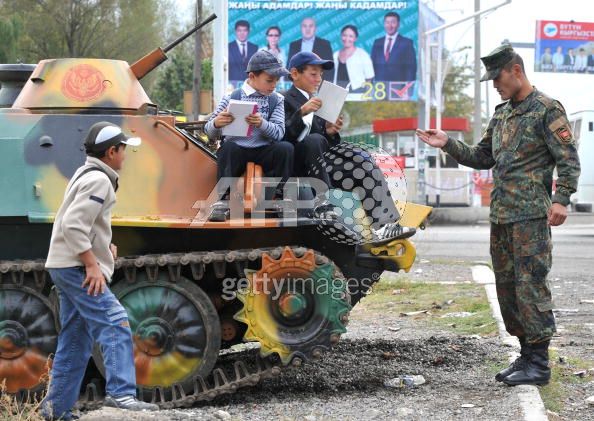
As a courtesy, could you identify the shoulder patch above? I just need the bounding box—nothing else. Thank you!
[555,127,572,143]
[549,116,574,144]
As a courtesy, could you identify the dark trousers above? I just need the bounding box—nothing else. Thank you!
[216,141,294,197]
[293,135,399,227]
[490,218,556,343]
[294,134,332,187]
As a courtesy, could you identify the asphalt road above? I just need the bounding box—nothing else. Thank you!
[414,216,594,274]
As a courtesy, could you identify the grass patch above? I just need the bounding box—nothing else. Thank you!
[539,348,594,414]
[358,276,498,336]
[485,354,510,377]
[0,380,45,421]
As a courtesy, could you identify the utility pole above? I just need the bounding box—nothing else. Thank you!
[418,0,511,204]
[192,0,203,121]
[473,0,481,143]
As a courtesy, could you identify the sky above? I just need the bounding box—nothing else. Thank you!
[435,0,594,118]
[178,0,593,117]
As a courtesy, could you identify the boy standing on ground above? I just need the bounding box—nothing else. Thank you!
[42,122,158,420]
[205,50,294,222]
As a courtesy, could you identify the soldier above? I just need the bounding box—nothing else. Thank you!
[416,44,580,386]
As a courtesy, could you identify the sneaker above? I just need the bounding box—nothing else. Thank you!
[313,200,338,220]
[208,201,230,222]
[271,197,295,215]
[371,223,416,246]
[103,395,159,411]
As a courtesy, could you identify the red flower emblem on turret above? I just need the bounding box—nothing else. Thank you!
[61,64,105,102]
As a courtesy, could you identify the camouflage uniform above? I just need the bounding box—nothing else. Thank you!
[443,84,581,343]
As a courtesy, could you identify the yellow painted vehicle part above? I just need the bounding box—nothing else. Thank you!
[369,239,416,273]
[398,201,433,228]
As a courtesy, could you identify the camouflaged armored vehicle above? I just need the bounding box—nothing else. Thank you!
[0,14,431,408]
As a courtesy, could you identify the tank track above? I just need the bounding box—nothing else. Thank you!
[0,246,349,410]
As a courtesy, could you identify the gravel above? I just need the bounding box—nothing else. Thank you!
[80,281,524,421]
[78,242,594,421]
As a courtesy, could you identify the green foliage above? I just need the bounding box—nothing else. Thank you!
[0,0,169,63]
[149,45,213,112]
[0,15,22,63]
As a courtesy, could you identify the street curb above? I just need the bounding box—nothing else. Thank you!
[471,265,549,421]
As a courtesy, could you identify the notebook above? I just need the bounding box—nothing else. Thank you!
[314,80,348,123]
[222,99,259,137]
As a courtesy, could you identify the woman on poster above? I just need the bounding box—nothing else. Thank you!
[333,25,374,93]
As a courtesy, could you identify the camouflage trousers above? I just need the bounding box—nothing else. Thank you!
[490,217,556,343]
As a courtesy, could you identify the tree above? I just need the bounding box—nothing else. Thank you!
[0,15,22,63]
[343,47,474,129]
[149,42,212,112]
[0,0,170,63]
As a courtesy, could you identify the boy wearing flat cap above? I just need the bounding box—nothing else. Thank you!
[205,50,293,221]
[42,122,158,420]
[417,44,581,387]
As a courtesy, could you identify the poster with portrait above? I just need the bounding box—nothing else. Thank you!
[228,0,420,102]
[535,20,594,74]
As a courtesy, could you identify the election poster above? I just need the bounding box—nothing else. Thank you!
[227,0,420,101]
[535,20,594,74]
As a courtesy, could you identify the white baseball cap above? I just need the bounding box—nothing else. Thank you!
[84,121,141,154]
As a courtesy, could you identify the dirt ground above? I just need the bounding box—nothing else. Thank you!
[79,261,530,421]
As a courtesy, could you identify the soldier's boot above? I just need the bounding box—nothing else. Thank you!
[495,337,529,382]
[502,340,551,386]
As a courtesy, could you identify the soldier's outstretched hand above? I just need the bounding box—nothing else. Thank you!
[416,128,448,148]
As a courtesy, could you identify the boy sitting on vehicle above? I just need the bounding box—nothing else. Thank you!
[205,50,293,222]
[282,52,413,243]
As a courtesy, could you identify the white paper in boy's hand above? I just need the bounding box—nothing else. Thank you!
[314,80,348,123]
[222,99,259,137]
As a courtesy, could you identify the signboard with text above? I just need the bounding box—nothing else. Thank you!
[535,20,594,74]
[228,0,420,101]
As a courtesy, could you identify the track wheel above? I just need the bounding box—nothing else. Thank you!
[0,285,58,393]
[234,247,351,365]
[92,274,221,396]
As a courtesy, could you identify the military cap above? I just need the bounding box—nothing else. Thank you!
[480,44,515,82]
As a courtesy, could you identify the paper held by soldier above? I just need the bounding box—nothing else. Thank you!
[314,81,348,123]
[222,99,259,137]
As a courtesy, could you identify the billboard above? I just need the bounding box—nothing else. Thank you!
[535,20,594,73]
[228,0,419,101]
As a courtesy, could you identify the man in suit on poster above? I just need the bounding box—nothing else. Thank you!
[371,11,417,82]
[228,20,258,81]
[287,17,334,81]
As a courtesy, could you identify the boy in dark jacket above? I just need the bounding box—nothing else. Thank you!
[282,52,413,243]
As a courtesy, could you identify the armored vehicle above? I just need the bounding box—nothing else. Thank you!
[0,14,430,407]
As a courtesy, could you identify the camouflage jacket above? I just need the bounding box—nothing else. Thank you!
[442,89,581,224]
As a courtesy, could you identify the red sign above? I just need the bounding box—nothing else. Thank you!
[536,20,594,41]
[61,64,106,102]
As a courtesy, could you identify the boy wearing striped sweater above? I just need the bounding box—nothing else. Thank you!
[205,50,294,221]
